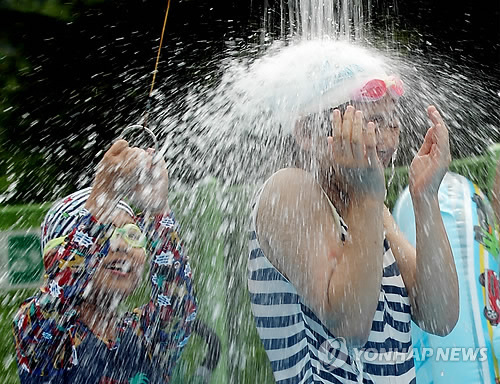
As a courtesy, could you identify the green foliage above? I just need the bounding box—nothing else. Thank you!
[0,0,73,20]
[0,203,50,230]
[385,146,500,210]
[0,289,37,384]
[449,152,499,199]
[169,182,230,383]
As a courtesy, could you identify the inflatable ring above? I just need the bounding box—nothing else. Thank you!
[393,172,500,384]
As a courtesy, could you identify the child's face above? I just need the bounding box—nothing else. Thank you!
[92,210,147,298]
[357,95,400,167]
[297,94,400,169]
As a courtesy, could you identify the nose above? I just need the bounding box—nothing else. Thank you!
[375,127,385,146]
[109,234,131,253]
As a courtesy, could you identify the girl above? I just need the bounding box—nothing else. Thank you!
[248,43,459,383]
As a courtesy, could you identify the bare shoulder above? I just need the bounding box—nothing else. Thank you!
[258,168,322,215]
[255,169,344,324]
[256,167,335,247]
[258,169,321,227]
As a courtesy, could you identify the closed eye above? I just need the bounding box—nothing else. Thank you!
[369,115,385,125]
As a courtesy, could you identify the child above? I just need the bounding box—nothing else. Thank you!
[248,42,459,383]
[13,140,197,384]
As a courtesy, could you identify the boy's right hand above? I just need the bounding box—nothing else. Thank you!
[327,106,385,201]
[86,140,161,221]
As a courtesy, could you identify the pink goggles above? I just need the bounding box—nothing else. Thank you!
[351,75,404,102]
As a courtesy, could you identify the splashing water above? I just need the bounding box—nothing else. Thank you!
[1,0,500,383]
[262,0,370,40]
[159,1,499,382]
[167,41,499,192]
[110,1,499,381]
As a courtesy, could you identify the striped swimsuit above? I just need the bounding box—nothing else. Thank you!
[248,187,416,384]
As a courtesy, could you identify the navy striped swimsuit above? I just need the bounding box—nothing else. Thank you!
[248,187,416,384]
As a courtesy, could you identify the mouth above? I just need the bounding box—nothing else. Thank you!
[102,259,133,276]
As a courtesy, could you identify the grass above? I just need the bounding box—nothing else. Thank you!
[0,289,36,383]
[0,204,51,230]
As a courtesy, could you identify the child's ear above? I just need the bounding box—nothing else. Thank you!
[293,118,313,151]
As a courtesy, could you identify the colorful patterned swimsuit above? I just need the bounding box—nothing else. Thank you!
[13,188,197,384]
[247,184,416,383]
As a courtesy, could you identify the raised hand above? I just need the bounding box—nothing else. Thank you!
[129,147,170,214]
[409,106,451,198]
[327,106,385,201]
[86,140,169,221]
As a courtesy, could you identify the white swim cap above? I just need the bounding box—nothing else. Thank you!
[240,40,391,117]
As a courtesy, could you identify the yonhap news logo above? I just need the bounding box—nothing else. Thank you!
[319,337,489,371]
[319,337,350,370]
[411,347,488,362]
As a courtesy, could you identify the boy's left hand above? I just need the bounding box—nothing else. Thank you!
[409,106,451,199]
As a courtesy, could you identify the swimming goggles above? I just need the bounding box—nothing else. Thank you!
[43,223,147,254]
[109,223,147,249]
[351,75,404,102]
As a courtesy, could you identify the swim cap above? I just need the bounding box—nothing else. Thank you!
[296,42,390,115]
[238,40,391,117]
